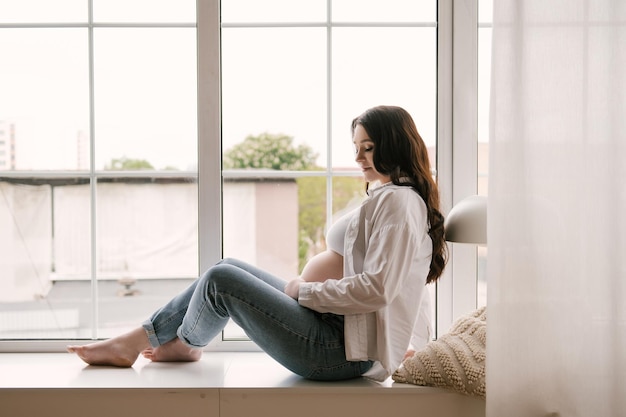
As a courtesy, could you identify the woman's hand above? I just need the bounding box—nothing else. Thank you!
[284,278,304,300]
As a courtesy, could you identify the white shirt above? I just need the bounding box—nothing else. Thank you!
[298,182,433,381]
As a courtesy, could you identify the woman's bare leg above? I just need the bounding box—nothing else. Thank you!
[68,328,202,366]
[141,337,202,362]
[67,327,150,367]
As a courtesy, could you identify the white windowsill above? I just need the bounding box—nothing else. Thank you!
[0,351,379,389]
[0,352,486,417]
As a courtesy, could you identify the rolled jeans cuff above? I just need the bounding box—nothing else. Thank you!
[142,319,161,348]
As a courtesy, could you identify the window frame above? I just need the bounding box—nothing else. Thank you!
[436,0,482,336]
[0,0,483,352]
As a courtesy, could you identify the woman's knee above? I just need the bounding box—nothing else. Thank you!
[201,263,240,288]
[218,257,236,266]
[201,260,284,296]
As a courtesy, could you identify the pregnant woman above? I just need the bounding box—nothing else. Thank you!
[68,105,447,382]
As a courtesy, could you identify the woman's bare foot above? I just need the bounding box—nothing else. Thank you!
[67,327,150,367]
[141,337,202,363]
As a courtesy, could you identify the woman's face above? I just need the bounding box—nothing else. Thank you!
[353,124,391,185]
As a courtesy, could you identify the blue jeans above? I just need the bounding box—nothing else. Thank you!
[142,258,373,381]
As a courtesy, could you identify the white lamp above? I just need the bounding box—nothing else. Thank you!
[444,195,487,245]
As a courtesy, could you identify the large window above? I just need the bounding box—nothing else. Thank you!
[0,0,487,349]
[0,0,198,343]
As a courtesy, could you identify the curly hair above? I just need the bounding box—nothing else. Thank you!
[351,105,447,283]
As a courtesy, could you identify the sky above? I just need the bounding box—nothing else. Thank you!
[0,0,492,171]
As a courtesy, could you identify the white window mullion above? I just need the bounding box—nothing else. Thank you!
[200,0,258,351]
[88,0,99,341]
[326,0,333,233]
[198,0,223,272]
[451,0,480,323]
[436,0,454,337]
[437,0,480,335]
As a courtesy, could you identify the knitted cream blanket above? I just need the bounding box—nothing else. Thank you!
[392,306,486,398]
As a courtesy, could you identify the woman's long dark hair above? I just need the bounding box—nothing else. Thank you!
[351,105,447,283]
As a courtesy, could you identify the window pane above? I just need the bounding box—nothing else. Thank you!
[221,27,327,168]
[300,176,330,267]
[93,0,196,23]
[479,0,493,24]
[0,178,91,339]
[0,29,90,171]
[331,27,436,168]
[332,175,365,211]
[332,0,435,22]
[223,178,300,277]
[221,0,326,23]
[0,121,15,170]
[0,0,86,23]
[96,177,198,338]
[96,179,198,280]
[0,182,52,298]
[53,180,91,281]
[94,28,197,171]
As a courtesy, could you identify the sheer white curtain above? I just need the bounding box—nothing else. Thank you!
[487,1,625,415]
